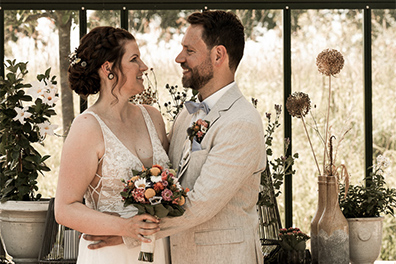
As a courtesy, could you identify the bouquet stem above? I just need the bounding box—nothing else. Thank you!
[138,233,155,262]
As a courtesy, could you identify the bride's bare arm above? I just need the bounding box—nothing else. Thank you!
[55,114,159,240]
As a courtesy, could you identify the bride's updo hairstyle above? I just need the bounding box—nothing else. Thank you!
[68,26,135,96]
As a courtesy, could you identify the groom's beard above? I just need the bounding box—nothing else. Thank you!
[181,58,214,90]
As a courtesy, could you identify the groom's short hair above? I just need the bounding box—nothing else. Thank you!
[187,10,245,71]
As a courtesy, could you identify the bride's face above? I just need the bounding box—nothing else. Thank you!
[118,40,148,96]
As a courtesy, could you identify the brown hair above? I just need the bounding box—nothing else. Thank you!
[187,10,245,71]
[68,26,135,96]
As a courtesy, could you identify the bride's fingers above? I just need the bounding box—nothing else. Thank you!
[136,213,160,223]
[139,227,160,236]
[137,233,153,243]
[140,221,160,230]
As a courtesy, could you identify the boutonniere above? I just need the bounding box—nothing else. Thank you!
[187,119,210,144]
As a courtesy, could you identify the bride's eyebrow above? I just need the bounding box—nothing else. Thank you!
[128,53,139,59]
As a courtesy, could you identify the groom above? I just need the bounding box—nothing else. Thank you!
[85,10,266,264]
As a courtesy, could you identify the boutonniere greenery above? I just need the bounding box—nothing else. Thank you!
[187,119,210,144]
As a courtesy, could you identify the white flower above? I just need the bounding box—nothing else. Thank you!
[376,155,389,169]
[37,121,58,138]
[28,81,46,101]
[134,178,147,189]
[150,175,162,183]
[42,88,59,106]
[175,182,182,191]
[13,107,32,124]
[201,126,207,133]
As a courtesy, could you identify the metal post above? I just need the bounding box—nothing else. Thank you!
[79,6,88,113]
[283,6,293,228]
[364,6,373,184]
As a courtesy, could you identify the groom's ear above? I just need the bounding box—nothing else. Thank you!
[213,45,227,66]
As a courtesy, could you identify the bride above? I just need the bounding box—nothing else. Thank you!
[55,26,170,264]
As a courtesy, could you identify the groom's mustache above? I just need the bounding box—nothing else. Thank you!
[180,63,191,71]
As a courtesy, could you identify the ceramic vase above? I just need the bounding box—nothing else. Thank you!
[348,217,384,264]
[310,175,326,264]
[317,176,349,264]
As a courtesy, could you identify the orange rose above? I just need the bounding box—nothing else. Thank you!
[178,196,185,206]
[144,188,156,199]
[150,167,161,176]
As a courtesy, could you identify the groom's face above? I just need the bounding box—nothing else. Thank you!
[175,25,214,90]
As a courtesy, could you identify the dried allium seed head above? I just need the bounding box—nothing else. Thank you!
[316,49,344,76]
[286,92,311,118]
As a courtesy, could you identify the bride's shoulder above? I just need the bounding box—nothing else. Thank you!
[140,105,164,124]
[65,112,102,144]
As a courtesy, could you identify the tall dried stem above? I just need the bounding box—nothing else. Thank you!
[323,76,332,175]
[301,116,321,175]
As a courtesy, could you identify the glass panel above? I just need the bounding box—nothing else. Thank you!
[128,9,283,140]
[372,9,396,260]
[87,10,120,29]
[291,8,364,237]
[4,10,79,197]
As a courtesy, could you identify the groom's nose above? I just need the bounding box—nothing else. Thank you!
[175,51,185,64]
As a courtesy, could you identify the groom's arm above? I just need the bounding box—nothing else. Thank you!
[156,116,265,239]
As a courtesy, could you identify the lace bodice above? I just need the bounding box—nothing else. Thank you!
[83,105,170,218]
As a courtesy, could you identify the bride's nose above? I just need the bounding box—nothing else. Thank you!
[139,60,149,72]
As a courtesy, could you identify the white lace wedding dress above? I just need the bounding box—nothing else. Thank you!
[77,105,170,264]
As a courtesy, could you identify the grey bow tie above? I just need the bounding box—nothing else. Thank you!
[184,101,210,115]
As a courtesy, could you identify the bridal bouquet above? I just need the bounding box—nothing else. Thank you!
[121,164,189,262]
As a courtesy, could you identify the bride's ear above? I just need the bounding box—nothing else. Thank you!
[100,61,113,76]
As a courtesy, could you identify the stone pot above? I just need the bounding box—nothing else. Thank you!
[0,200,49,264]
[348,217,384,264]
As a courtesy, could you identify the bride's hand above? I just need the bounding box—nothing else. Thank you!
[124,213,160,240]
[84,213,160,249]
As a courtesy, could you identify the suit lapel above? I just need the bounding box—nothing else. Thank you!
[204,83,244,126]
[175,84,244,181]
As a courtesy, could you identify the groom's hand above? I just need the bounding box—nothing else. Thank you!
[83,235,123,249]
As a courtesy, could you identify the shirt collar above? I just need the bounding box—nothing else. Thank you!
[200,81,236,110]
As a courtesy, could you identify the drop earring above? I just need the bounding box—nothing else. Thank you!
[108,72,114,80]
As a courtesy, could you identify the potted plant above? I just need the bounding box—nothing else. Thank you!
[0,60,58,263]
[277,227,311,264]
[339,155,396,264]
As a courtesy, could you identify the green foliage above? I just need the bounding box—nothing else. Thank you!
[0,60,57,201]
[339,156,396,218]
[257,104,298,208]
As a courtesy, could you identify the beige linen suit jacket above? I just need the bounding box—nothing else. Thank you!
[156,83,266,264]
